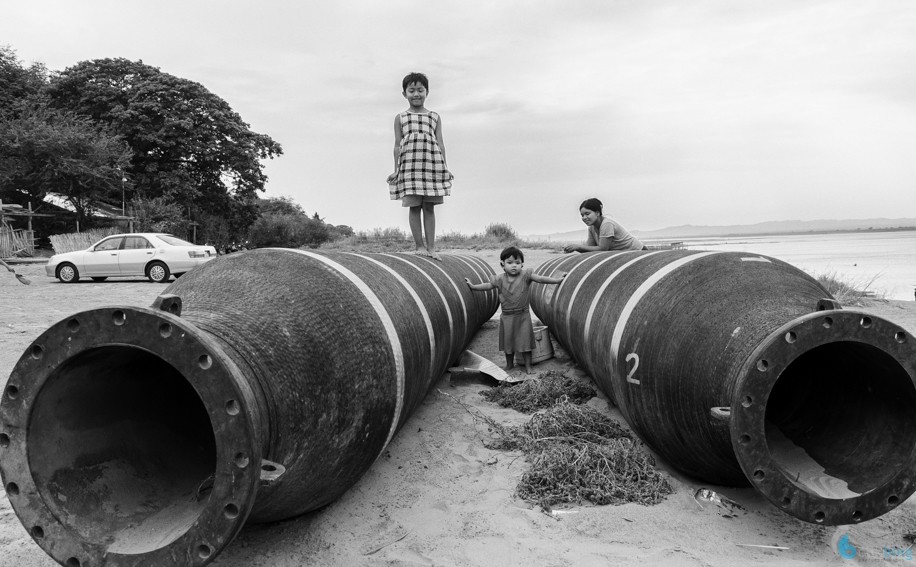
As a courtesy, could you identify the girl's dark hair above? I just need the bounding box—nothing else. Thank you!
[579,198,603,215]
[500,246,524,262]
[402,72,429,91]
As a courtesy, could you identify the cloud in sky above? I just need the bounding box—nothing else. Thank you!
[3,0,915,235]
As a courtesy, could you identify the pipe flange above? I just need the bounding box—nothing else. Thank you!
[0,306,262,566]
[731,309,916,525]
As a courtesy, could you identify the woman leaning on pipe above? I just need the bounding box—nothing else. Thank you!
[563,197,648,253]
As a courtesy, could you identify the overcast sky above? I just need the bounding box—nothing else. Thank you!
[4,1,915,236]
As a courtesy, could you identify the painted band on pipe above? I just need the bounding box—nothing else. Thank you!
[0,249,497,566]
[530,250,916,526]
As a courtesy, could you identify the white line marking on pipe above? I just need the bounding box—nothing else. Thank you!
[289,250,405,450]
[740,257,772,263]
[424,258,469,335]
[583,252,663,345]
[562,255,621,336]
[352,254,437,381]
[610,252,720,368]
[382,253,456,369]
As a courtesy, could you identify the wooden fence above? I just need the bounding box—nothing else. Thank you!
[0,229,35,258]
[49,228,121,254]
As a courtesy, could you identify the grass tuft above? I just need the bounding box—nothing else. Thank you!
[320,224,565,252]
[814,270,885,305]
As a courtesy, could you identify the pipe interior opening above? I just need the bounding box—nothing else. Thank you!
[765,341,916,498]
[28,346,216,554]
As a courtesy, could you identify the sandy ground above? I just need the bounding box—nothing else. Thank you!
[2,249,916,567]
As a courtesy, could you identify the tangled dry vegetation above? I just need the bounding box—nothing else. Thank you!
[474,370,673,512]
[480,369,596,413]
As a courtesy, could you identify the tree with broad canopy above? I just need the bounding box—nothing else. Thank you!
[45,58,283,217]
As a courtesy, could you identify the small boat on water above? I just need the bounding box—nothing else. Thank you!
[646,241,686,250]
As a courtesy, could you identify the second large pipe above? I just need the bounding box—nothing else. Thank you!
[530,250,916,526]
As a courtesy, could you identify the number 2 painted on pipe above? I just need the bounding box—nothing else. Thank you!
[626,353,640,385]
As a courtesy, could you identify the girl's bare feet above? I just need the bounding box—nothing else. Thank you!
[428,250,441,260]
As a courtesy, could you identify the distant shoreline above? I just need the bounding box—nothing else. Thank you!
[530,225,916,243]
[640,226,916,241]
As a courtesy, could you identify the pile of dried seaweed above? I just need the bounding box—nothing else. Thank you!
[487,400,672,511]
[480,370,596,413]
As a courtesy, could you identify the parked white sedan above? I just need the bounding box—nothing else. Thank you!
[46,233,218,283]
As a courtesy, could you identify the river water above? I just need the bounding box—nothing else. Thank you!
[678,230,916,301]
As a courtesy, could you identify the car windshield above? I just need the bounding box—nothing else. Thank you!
[157,235,196,246]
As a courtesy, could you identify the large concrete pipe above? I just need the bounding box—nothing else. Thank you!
[0,249,497,567]
[530,250,916,526]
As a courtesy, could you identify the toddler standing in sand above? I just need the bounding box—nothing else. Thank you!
[465,246,566,374]
[387,72,453,260]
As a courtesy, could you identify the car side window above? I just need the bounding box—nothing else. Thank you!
[95,237,123,251]
[124,236,152,249]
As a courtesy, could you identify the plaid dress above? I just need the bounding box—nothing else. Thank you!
[389,111,453,200]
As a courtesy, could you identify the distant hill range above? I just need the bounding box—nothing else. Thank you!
[526,217,916,242]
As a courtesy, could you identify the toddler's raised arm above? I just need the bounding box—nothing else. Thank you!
[465,277,495,292]
[531,271,567,285]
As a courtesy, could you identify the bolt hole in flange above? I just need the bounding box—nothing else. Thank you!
[67,319,80,333]
[5,385,18,400]
[225,399,240,416]
[0,433,10,448]
[765,341,916,504]
[234,453,250,468]
[27,346,217,554]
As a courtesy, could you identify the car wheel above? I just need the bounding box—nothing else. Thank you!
[56,263,80,283]
[91,277,108,282]
[147,261,171,283]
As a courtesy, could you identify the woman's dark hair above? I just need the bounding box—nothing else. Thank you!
[579,198,603,215]
[402,72,429,91]
[500,246,524,262]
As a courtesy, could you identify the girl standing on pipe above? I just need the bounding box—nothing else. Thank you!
[563,197,648,252]
[465,246,566,374]
[387,72,454,260]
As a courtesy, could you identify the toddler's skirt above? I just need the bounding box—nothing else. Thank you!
[498,309,536,354]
